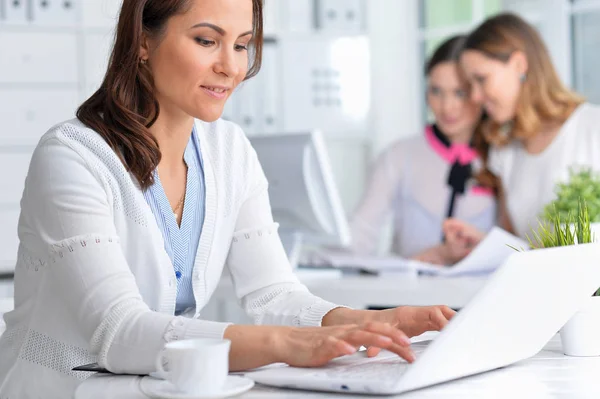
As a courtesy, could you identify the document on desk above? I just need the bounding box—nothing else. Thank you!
[430,227,529,276]
[313,227,528,277]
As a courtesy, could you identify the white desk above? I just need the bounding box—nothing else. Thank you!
[74,335,600,398]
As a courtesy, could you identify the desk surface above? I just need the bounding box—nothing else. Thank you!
[75,335,600,398]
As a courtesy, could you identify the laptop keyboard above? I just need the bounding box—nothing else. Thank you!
[311,340,432,381]
[317,358,409,381]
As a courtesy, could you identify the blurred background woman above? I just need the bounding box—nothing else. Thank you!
[349,35,497,265]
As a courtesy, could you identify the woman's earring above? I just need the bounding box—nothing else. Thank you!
[520,73,526,83]
[140,58,147,65]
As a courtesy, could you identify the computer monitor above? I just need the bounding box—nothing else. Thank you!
[249,131,351,268]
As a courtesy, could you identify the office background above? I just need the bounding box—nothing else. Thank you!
[0,0,599,272]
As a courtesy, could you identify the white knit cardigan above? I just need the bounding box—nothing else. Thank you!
[0,118,340,398]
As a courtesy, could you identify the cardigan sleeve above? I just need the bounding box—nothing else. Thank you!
[23,137,230,375]
[225,141,344,326]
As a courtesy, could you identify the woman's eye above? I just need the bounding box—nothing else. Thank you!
[429,87,441,95]
[456,90,466,98]
[235,44,248,52]
[195,38,215,47]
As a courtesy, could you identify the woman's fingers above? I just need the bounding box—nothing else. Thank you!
[333,336,358,356]
[361,323,415,363]
[339,323,415,363]
[366,346,381,358]
[310,336,357,367]
[361,322,411,347]
[310,323,419,366]
[442,218,461,236]
[440,306,457,320]
[362,343,416,363]
[344,330,396,349]
[386,343,416,363]
[428,306,456,330]
[443,219,477,248]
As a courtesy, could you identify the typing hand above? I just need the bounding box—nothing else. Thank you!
[365,306,455,358]
[275,322,415,367]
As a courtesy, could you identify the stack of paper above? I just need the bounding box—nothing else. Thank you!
[310,227,528,277]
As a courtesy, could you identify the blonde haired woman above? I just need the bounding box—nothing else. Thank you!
[444,13,600,254]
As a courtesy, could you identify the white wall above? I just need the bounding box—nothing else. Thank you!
[368,0,422,156]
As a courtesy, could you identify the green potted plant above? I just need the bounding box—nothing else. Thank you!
[543,167,600,240]
[532,200,600,357]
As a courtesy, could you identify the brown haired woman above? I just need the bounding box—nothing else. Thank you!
[0,1,453,396]
[443,13,600,257]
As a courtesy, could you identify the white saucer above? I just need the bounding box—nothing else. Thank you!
[140,375,254,399]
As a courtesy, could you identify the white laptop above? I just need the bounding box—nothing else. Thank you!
[248,244,600,395]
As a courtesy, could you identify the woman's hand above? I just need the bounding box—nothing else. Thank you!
[412,219,488,265]
[274,322,415,367]
[322,306,455,358]
[227,306,455,371]
[443,218,486,262]
[411,245,448,265]
[371,306,455,337]
[365,305,455,357]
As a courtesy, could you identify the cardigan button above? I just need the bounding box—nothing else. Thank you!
[175,271,182,280]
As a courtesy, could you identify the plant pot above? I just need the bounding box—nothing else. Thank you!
[560,296,600,356]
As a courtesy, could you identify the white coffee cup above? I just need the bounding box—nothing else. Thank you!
[155,338,231,395]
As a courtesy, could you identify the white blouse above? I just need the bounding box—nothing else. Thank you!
[489,103,600,238]
[350,126,497,257]
[0,118,340,398]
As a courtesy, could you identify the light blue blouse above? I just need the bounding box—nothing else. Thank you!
[143,127,205,314]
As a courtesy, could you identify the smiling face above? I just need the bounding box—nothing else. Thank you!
[426,61,481,141]
[140,0,254,122]
[459,49,527,124]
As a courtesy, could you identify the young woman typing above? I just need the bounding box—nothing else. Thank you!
[0,1,453,397]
